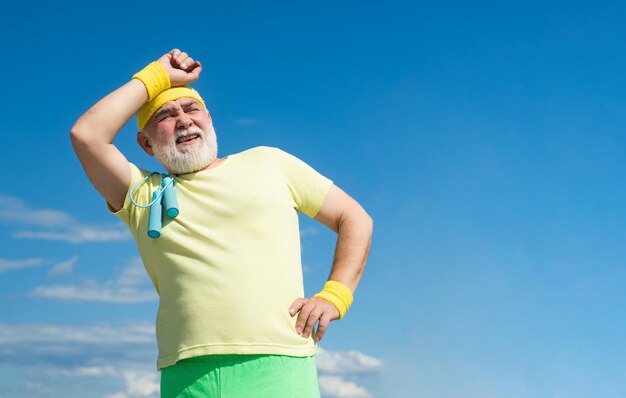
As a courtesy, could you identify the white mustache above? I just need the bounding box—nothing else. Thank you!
[174,127,205,142]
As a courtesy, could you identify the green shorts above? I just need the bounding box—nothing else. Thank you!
[160,354,320,398]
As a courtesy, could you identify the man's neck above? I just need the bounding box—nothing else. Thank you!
[204,156,225,170]
[173,156,225,176]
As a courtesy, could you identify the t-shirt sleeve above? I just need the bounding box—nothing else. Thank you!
[106,162,156,230]
[274,148,334,218]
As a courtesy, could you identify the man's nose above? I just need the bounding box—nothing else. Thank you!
[175,113,193,129]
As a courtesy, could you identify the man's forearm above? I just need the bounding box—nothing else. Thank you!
[291,209,372,340]
[326,210,373,292]
[71,79,147,143]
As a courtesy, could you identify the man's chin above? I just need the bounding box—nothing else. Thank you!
[152,138,218,175]
[161,154,217,175]
[177,162,213,174]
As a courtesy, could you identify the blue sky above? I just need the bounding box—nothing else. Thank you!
[2,1,626,397]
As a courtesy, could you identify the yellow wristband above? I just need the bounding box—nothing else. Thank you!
[132,61,171,102]
[314,280,354,319]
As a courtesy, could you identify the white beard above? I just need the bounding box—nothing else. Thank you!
[151,125,218,175]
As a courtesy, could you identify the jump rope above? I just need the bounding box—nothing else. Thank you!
[129,173,179,238]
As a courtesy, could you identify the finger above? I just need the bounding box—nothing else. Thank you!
[181,57,195,71]
[175,52,189,68]
[179,57,194,70]
[302,307,322,338]
[289,298,307,317]
[314,314,332,342]
[295,301,312,335]
[163,48,180,68]
[168,49,181,64]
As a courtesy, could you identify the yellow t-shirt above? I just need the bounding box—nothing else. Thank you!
[110,146,333,370]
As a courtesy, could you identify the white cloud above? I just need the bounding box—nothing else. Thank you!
[117,259,150,287]
[104,371,159,398]
[49,366,119,377]
[316,348,381,398]
[0,321,156,372]
[0,193,131,243]
[22,381,55,396]
[0,320,381,398]
[0,321,156,377]
[0,194,74,227]
[0,322,154,346]
[124,371,160,397]
[317,348,382,374]
[319,376,372,398]
[300,226,321,238]
[32,258,157,303]
[0,258,45,273]
[39,366,160,398]
[49,256,79,276]
[12,226,130,243]
[31,284,157,303]
[0,321,159,397]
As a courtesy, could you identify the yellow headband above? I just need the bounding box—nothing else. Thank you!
[136,86,206,131]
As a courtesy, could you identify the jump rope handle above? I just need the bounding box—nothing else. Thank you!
[148,191,162,238]
[147,175,179,239]
[162,177,179,218]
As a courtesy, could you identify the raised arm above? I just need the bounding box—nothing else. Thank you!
[69,49,202,211]
[290,184,373,342]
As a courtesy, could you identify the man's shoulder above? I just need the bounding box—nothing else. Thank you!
[127,162,159,181]
[122,161,162,178]
[235,146,290,160]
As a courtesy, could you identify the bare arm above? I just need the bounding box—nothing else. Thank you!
[313,185,373,291]
[70,79,148,210]
[290,184,373,342]
[69,49,202,211]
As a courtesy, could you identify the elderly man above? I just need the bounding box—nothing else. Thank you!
[70,49,373,398]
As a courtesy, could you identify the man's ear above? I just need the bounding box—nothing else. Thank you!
[137,131,155,156]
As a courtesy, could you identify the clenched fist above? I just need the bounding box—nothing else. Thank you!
[157,49,202,87]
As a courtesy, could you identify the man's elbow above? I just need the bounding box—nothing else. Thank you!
[70,123,90,147]
[344,206,373,236]
[70,123,107,150]
[69,128,81,143]
[362,211,373,237]
[69,128,85,152]
[70,113,105,145]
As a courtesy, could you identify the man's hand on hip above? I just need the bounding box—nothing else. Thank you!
[289,297,340,342]
[157,49,202,86]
